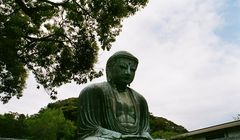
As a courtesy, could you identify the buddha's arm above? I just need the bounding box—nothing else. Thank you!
[120,132,153,140]
[140,132,154,140]
[96,130,152,140]
[96,127,122,139]
[79,85,123,139]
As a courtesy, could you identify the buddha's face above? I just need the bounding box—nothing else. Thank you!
[110,57,138,86]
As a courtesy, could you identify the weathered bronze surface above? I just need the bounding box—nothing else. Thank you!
[78,51,153,140]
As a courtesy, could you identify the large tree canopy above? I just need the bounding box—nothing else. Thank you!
[0,0,148,103]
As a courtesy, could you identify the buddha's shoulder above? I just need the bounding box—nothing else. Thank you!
[129,88,147,101]
[79,82,109,95]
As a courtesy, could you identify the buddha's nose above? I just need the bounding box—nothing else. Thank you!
[125,66,131,75]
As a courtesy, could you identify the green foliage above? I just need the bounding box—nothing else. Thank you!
[0,0,148,103]
[26,108,76,140]
[151,131,179,139]
[47,97,78,122]
[149,114,188,139]
[0,109,76,139]
[0,112,28,138]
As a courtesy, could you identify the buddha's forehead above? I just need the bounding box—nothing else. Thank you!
[116,57,138,65]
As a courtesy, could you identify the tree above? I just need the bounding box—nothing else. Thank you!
[0,0,148,103]
[0,109,76,139]
[149,114,188,139]
[26,108,76,139]
[0,112,28,138]
[233,114,240,120]
[47,97,78,122]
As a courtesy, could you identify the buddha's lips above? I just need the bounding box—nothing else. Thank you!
[122,75,132,79]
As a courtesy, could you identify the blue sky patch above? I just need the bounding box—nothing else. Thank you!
[215,0,240,44]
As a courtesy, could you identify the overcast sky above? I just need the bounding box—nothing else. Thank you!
[1,0,240,131]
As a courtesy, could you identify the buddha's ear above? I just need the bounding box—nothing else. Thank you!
[106,67,112,83]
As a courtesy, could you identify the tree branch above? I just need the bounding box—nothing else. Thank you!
[24,34,63,43]
[73,0,92,17]
[15,0,34,16]
[41,0,69,6]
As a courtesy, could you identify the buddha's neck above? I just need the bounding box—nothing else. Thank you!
[115,84,128,92]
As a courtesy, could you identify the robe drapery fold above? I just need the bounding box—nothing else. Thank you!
[78,82,150,139]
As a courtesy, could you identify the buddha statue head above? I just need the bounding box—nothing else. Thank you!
[106,51,138,90]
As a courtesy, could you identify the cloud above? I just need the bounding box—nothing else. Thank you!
[110,0,240,130]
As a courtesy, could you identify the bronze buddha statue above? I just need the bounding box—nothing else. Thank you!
[78,51,153,140]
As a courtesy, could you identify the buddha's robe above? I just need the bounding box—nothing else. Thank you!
[78,82,151,140]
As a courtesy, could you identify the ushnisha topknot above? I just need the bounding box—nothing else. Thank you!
[106,51,139,68]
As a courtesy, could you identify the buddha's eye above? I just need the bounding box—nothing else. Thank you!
[130,68,136,72]
[119,65,127,69]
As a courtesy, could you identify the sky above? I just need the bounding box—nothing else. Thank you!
[1,0,240,131]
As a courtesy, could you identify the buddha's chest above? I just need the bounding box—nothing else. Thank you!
[115,91,136,127]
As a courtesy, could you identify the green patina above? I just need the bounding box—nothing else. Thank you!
[78,51,153,140]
